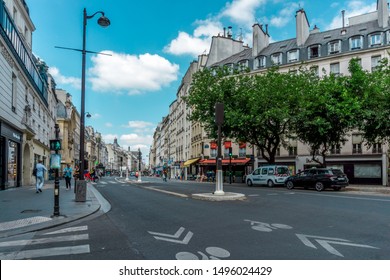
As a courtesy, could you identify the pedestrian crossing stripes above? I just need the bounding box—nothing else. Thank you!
[0,225,90,260]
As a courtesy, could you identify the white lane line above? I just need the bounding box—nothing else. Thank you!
[143,187,189,198]
[0,244,90,260]
[43,226,88,235]
[0,234,89,247]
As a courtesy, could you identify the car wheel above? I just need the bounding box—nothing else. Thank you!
[267,180,274,187]
[333,187,341,191]
[286,181,294,190]
[315,182,324,192]
[247,179,253,187]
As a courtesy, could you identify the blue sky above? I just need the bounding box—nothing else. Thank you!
[27,0,377,160]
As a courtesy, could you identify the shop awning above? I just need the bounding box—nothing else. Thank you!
[199,158,251,166]
[183,158,200,167]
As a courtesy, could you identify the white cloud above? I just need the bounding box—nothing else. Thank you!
[125,121,155,129]
[89,51,179,95]
[164,20,222,57]
[49,67,81,89]
[326,1,376,30]
[270,3,301,27]
[105,122,113,128]
[120,134,153,149]
[221,0,266,27]
[102,134,118,143]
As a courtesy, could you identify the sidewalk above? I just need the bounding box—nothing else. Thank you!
[0,180,109,238]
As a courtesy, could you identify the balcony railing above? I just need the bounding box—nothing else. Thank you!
[0,1,48,105]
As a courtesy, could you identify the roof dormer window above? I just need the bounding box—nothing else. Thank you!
[237,60,249,72]
[271,53,282,65]
[369,33,383,47]
[254,56,266,69]
[350,36,363,50]
[287,49,299,62]
[308,44,321,59]
[328,40,341,55]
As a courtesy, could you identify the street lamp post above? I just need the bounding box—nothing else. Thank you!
[76,8,110,202]
[137,148,142,182]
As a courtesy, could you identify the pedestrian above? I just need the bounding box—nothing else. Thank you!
[63,164,73,190]
[35,160,47,193]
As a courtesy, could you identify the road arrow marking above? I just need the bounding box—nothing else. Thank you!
[148,227,193,244]
[296,234,379,257]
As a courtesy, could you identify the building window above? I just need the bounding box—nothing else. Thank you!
[330,62,340,75]
[224,63,234,74]
[210,149,217,158]
[237,60,249,72]
[288,146,297,156]
[12,73,17,112]
[255,56,266,69]
[310,65,319,76]
[271,53,282,65]
[308,45,321,59]
[287,49,299,62]
[328,40,341,54]
[387,30,390,44]
[369,33,382,47]
[330,145,341,154]
[371,55,381,71]
[372,143,382,153]
[350,36,363,50]
[352,134,362,154]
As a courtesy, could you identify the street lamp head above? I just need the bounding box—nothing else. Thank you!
[86,112,92,118]
[97,15,110,27]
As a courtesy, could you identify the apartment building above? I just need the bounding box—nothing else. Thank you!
[0,0,58,189]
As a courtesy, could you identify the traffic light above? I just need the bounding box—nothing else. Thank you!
[229,147,233,158]
[50,139,62,151]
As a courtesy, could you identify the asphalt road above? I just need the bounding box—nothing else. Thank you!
[2,176,390,260]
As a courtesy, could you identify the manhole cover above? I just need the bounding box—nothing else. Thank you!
[21,209,42,213]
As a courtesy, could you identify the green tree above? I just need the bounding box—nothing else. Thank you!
[187,67,305,164]
[293,61,362,167]
[359,57,390,145]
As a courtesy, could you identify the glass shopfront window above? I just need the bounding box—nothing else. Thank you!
[7,140,18,187]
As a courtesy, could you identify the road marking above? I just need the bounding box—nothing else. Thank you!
[144,187,189,198]
[148,227,193,244]
[0,234,89,247]
[43,226,88,235]
[296,234,379,257]
[0,216,52,232]
[0,245,90,260]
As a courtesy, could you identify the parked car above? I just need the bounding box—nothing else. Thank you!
[285,168,349,191]
[246,165,290,187]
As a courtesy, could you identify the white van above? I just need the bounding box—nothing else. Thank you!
[246,165,290,187]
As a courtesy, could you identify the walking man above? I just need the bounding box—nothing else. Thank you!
[63,164,73,190]
[35,160,47,193]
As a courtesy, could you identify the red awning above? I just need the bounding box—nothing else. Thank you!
[199,158,250,166]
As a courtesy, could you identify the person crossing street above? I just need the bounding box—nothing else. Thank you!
[35,160,47,193]
[63,164,73,190]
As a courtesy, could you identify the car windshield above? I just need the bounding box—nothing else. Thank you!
[276,167,289,175]
[331,169,344,175]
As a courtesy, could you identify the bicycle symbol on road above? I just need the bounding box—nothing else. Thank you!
[244,219,293,232]
[176,246,230,260]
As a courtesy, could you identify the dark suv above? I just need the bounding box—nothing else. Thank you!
[285,168,349,191]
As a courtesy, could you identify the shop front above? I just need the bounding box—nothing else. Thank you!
[0,121,23,190]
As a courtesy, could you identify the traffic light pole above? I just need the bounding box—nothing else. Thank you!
[215,103,224,195]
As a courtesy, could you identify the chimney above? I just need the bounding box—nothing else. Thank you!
[252,23,270,56]
[377,0,389,28]
[227,26,233,38]
[342,10,345,28]
[296,9,310,47]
